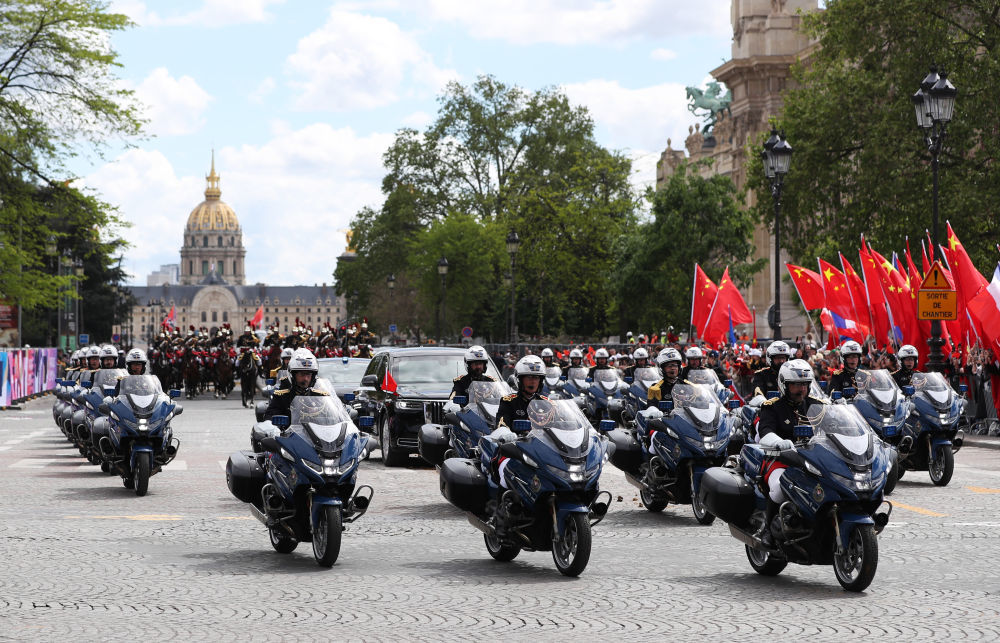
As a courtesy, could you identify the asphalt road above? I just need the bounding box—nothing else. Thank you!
[1,394,999,641]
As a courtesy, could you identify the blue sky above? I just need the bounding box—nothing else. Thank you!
[85,0,736,285]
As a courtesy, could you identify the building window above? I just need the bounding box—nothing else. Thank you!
[219,262,224,275]
[202,260,208,275]
[233,260,237,275]
[212,311,218,322]
[203,236,208,247]
[201,311,207,322]
[188,260,193,275]
[218,236,223,247]
[223,312,228,322]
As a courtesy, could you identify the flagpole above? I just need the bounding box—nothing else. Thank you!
[689,263,698,343]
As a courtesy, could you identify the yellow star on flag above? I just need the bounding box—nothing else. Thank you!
[948,235,960,250]
[824,268,834,281]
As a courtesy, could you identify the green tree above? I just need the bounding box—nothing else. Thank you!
[336,75,637,340]
[749,0,1000,272]
[612,162,765,334]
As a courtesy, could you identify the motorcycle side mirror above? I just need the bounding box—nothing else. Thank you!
[902,385,915,396]
[766,390,779,399]
[266,378,276,387]
[343,392,355,403]
[271,415,290,429]
[843,387,858,399]
[819,381,829,391]
[724,379,733,388]
[831,391,843,401]
[359,416,374,428]
[513,419,531,433]
[959,384,968,394]
[259,436,282,453]
[560,374,567,381]
[598,419,615,432]
[793,424,814,439]
[103,386,115,396]
[658,400,674,412]
[624,376,633,384]
[98,403,110,414]
[173,405,184,416]
[169,389,181,398]
[453,396,468,407]
[728,400,741,409]
[361,374,378,388]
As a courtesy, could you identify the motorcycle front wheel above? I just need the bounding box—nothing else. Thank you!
[929,444,954,486]
[833,524,878,592]
[312,504,343,567]
[134,455,150,497]
[484,532,520,562]
[552,512,591,577]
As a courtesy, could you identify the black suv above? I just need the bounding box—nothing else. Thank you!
[356,347,502,466]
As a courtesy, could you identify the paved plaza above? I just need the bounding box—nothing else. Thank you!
[1,395,999,641]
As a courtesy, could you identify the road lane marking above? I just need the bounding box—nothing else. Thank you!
[0,446,10,452]
[10,458,61,468]
[63,514,184,521]
[162,460,187,471]
[966,486,1000,494]
[892,502,948,517]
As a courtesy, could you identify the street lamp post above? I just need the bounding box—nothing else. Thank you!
[437,258,448,344]
[386,274,395,344]
[502,272,512,346]
[506,230,520,347]
[73,259,84,349]
[912,66,957,372]
[762,129,793,342]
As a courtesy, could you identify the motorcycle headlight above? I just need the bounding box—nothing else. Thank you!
[803,459,823,477]
[547,463,585,483]
[279,447,294,462]
[323,457,356,476]
[138,418,149,433]
[302,458,323,474]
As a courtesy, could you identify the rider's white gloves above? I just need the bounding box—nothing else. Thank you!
[443,401,461,415]
[760,432,794,451]
[640,407,663,420]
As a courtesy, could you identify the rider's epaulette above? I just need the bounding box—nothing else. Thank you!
[501,393,517,401]
[273,388,290,396]
[753,367,770,374]
[310,389,330,396]
[832,369,844,376]
[761,397,779,406]
[538,394,549,400]
[453,375,463,382]
[485,375,496,381]
[116,375,125,380]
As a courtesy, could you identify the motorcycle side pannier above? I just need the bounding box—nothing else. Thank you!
[699,467,755,527]
[439,457,488,514]
[227,450,266,504]
[418,423,449,466]
[607,428,644,474]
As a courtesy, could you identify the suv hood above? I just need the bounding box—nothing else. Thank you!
[395,386,452,400]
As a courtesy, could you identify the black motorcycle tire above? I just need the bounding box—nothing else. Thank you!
[833,524,878,592]
[691,474,715,525]
[484,533,521,562]
[134,455,150,497]
[884,464,899,495]
[745,545,787,576]
[100,461,110,473]
[552,512,591,577]
[929,444,954,486]
[123,476,134,489]
[312,504,343,567]
[269,527,297,554]
[640,488,668,513]
[380,417,407,467]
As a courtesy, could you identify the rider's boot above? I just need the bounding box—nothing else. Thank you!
[755,498,779,547]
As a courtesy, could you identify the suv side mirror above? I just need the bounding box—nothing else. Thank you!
[271,415,290,429]
[173,405,183,416]
[361,374,379,388]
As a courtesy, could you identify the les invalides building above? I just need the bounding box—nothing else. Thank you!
[125,157,344,346]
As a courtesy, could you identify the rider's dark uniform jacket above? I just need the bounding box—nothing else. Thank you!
[236,333,258,348]
[450,373,495,400]
[623,363,649,381]
[891,368,915,388]
[756,395,827,441]
[752,367,781,398]
[562,362,584,376]
[497,391,548,429]
[264,383,327,420]
[587,364,614,379]
[828,367,862,394]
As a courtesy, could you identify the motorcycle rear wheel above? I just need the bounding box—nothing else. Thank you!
[269,527,297,554]
[552,513,591,577]
[929,444,954,486]
[640,488,668,513]
[745,545,787,576]
[484,533,521,562]
[690,475,715,525]
[312,504,343,567]
[833,524,878,592]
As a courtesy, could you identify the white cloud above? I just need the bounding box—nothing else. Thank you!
[286,9,458,111]
[401,110,433,128]
[650,47,677,61]
[425,0,730,45]
[134,67,213,136]
[249,77,276,103]
[110,0,286,27]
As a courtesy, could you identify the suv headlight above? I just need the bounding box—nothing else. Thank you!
[395,399,421,411]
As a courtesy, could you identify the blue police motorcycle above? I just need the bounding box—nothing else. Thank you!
[609,382,736,524]
[94,374,182,496]
[699,403,893,592]
[897,371,966,486]
[73,369,126,462]
[542,366,566,399]
[621,366,661,424]
[844,369,910,494]
[227,394,375,567]
[417,380,510,465]
[439,398,612,576]
[559,366,591,399]
[583,368,627,425]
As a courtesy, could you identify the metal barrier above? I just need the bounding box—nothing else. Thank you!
[0,348,58,407]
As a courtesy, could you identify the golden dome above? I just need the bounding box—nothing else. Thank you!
[185,152,240,232]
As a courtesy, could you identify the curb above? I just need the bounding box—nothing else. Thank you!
[963,436,1000,451]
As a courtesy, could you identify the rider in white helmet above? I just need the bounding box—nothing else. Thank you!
[113,349,151,395]
[623,347,650,381]
[99,345,119,370]
[680,345,705,381]
[892,344,919,388]
[563,348,584,376]
[587,347,613,379]
[264,348,327,420]
[497,355,547,430]
[829,340,864,394]
[754,359,826,544]
[270,347,294,385]
[83,345,101,371]
[450,345,495,400]
[647,348,682,404]
[752,340,792,398]
[539,347,557,369]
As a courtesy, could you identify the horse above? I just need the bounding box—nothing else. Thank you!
[237,350,259,408]
[182,352,201,400]
[215,352,234,399]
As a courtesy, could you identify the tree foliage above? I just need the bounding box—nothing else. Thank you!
[336,75,638,340]
[749,0,1000,272]
[612,162,765,333]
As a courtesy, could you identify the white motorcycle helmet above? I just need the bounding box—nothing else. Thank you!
[684,346,704,360]
[595,347,610,360]
[633,347,649,361]
[125,348,149,375]
[288,348,318,391]
[841,340,862,356]
[898,344,918,361]
[280,347,294,361]
[765,340,792,366]
[569,348,583,360]
[514,355,545,393]
[777,358,815,396]
[540,347,554,358]
[656,348,682,367]
[99,345,118,368]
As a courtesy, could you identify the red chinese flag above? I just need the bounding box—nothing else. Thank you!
[868,247,919,348]
[691,264,719,337]
[785,263,825,310]
[382,368,398,393]
[250,305,264,329]
[840,253,873,340]
[859,246,892,348]
[702,267,753,344]
[817,258,865,340]
[945,222,989,303]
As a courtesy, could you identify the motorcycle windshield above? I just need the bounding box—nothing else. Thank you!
[809,380,829,402]
[855,369,899,413]
[468,380,510,420]
[526,399,592,459]
[93,369,126,391]
[544,366,562,386]
[289,395,355,450]
[803,403,874,467]
[568,367,589,388]
[672,383,721,433]
[594,368,620,392]
[633,367,661,390]
[910,372,954,411]
[118,375,163,413]
[685,369,722,389]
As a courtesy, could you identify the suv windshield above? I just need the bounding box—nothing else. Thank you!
[390,353,500,390]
